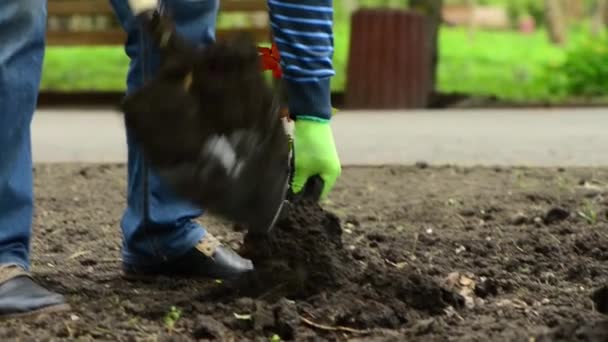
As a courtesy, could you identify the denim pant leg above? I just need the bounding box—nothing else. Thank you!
[109,0,220,266]
[0,0,46,270]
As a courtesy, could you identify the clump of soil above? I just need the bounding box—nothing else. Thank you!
[592,285,608,315]
[188,195,465,340]
[236,197,352,300]
[232,196,464,318]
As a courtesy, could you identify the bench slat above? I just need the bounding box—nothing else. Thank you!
[221,0,267,12]
[47,0,115,16]
[47,0,267,15]
[46,30,125,46]
[46,27,271,46]
[217,27,271,41]
[46,0,270,46]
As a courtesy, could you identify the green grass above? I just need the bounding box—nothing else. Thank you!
[436,27,569,101]
[41,46,129,91]
[41,16,351,93]
[41,20,597,102]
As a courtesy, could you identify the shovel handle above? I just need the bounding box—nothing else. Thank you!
[128,0,157,15]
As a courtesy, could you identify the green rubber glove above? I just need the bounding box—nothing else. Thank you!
[291,118,341,200]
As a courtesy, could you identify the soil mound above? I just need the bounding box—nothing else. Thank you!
[237,197,353,300]
[205,197,465,338]
[235,198,462,308]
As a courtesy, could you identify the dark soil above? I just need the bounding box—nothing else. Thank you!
[236,197,354,300]
[2,163,608,341]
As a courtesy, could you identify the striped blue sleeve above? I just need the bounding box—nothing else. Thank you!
[268,0,335,121]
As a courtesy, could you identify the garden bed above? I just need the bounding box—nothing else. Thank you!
[2,163,608,341]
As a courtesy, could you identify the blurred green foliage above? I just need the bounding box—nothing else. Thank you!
[40,0,608,103]
[540,32,608,99]
[437,27,567,101]
[41,1,361,93]
[41,47,128,91]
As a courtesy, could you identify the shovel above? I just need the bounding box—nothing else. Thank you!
[121,0,338,235]
[120,2,302,236]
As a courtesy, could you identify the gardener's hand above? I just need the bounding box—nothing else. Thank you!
[291,118,341,200]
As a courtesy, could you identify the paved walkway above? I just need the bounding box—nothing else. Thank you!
[31,107,608,166]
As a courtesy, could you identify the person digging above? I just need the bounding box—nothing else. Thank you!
[0,0,341,319]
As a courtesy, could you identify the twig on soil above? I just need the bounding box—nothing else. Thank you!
[47,227,66,236]
[300,316,371,335]
[98,258,122,263]
[299,308,318,320]
[68,250,91,260]
[64,322,73,339]
[598,232,608,242]
[411,232,419,256]
[455,214,468,229]
[443,306,465,321]
[93,326,116,338]
[547,233,561,245]
[494,224,504,233]
[385,259,408,269]
[512,241,525,253]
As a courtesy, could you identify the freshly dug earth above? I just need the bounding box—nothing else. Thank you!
[3,163,608,341]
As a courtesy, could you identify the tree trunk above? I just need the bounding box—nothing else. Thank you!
[408,0,443,95]
[592,0,607,36]
[564,0,583,23]
[465,0,476,42]
[545,0,567,45]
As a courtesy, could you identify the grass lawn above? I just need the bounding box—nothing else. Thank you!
[41,16,352,93]
[40,23,591,102]
[41,47,129,92]
[437,27,565,101]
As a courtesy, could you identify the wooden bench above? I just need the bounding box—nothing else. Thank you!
[46,0,271,46]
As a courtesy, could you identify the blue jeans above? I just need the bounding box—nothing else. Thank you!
[0,0,219,270]
[0,0,46,270]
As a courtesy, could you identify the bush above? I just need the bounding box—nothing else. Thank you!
[541,35,608,98]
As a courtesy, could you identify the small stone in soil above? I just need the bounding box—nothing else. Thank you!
[475,278,499,298]
[411,318,436,335]
[367,233,388,242]
[592,285,608,315]
[192,315,228,340]
[253,304,275,331]
[273,299,299,340]
[510,212,528,225]
[415,161,429,169]
[459,208,476,217]
[543,207,570,225]
[577,186,603,198]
